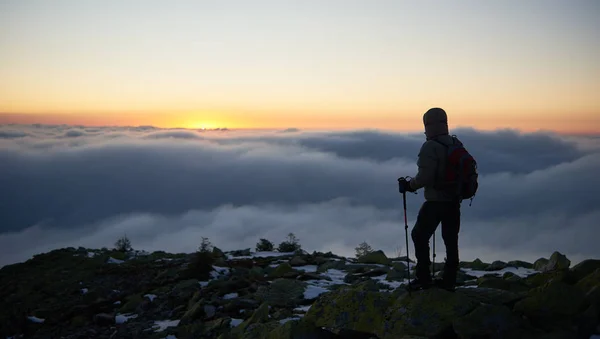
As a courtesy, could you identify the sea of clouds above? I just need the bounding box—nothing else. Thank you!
[1,124,599,267]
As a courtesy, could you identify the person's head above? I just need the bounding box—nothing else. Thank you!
[423,107,448,139]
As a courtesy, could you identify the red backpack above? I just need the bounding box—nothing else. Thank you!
[433,136,479,205]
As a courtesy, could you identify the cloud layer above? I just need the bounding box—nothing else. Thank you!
[1,124,599,266]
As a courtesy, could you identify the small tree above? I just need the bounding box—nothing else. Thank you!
[256,238,274,252]
[184,236,215,280]
[114,235,132,252]
[355,241,373,259]
[277,233,301,252]
[199,237,213,253]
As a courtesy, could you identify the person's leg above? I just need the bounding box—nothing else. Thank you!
[411,201,442,283]
[441,201,461,287]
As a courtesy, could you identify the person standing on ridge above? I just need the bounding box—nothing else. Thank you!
[398,107,477,291]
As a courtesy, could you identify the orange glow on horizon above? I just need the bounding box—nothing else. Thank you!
[1,110,598,135]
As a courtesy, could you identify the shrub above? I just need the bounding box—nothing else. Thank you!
[256,238,274,252]
[355,241,374,259]
[277,233,301,252]
[114,235,132,252]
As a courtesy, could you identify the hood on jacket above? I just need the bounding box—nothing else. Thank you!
[423,107,449,139]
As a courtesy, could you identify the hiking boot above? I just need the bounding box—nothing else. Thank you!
[407,278,432,291]
[433,278,455,292]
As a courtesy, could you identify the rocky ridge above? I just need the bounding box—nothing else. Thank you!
[1,247,599,339]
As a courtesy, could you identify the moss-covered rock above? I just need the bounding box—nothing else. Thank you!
[267,318,337,339]
[379,288,479,338]
[524,269,573,288]
[255,278,306,307]
[289,256,307,267]
[227,303,273,338]
[457,287,524,307]
[513,280,588,330]
[453,304,520,339]
[576,268,600,311]
[119,294,143,313]
[386,263,408,281]
[533,257,549,271]
[571,260,600,283]
[357,250,390,266]
[316,260,346,273]
[268,263,295,279]
[181,300,206,324]
[477,276,530,293]
[304,285,391,333]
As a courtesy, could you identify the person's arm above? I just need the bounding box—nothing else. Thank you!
[409,141,438,191]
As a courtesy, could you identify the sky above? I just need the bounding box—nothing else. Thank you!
[1,0,599,133]
[1,124,599,266]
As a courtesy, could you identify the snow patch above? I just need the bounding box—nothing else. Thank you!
[230,318,244,327]
[114,301,121,305]
[294,305,312,312]
[294,265,318,273]
[227,251,295,259]
[210,266,230,279]
[463,267,538,278]
[115,313,138,324]
[144,294,157,302]
[81,288,88,294]
[27,316,45,323]
[199,281,209,287]
[372,275,405,289]
[223,292,238,300]
[163,335,177,339]
[107,257,124,264]
[87,252,96,258]
[153,319,180,332]
[304,285,329,299]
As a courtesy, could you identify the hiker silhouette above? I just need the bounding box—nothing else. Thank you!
[398,107,472,291]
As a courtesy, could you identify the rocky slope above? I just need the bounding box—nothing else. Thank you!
[1,247,599,339]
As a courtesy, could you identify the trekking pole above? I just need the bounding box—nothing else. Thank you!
[403,191,411,294]
[398,177,411,294]
[432,231,436,278]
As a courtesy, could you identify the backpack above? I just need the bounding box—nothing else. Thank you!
[432,135,479,205]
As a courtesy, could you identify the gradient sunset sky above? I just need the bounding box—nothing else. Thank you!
[1,1,598,133]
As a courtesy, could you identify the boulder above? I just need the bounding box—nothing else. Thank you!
[477,276,529,293]
[576,268,600,310]
[533,257,549,271]
[386,263,408,281]
[357,250,390,266]
[268,263,296,279]
[181,300,205,324]
[453,304,520,339]
[379,288,479,337]
[289,256,307,267]
[513,280,588,330]
[571,259,600,283]
[539,251,571,272]
[255,278,306,307]
[507,260,534,269]
[485,260,508,271]
[267,319,339,339]
[460,258,489,270]
[316,260,346,273]
[457,288,523,307]
[303,284,392,333]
